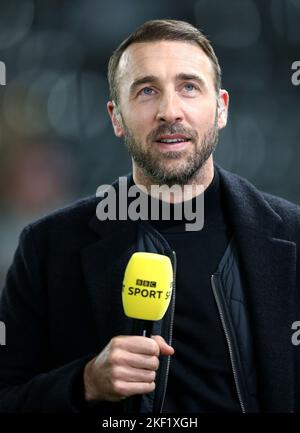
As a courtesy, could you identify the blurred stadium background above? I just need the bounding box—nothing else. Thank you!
[0,0,299,290]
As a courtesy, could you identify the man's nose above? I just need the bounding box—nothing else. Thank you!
[156,92,183,123]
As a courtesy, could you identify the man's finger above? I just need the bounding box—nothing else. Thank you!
[151,335,175,356]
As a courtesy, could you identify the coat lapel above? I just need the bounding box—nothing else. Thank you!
[219,166,296,411]
[81,215,137,348]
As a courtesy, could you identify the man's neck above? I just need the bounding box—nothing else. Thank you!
[132,158,214,204]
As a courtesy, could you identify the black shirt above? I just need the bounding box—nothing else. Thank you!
[148,171,241,412]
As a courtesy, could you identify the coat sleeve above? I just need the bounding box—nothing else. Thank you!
[0,225,96,413]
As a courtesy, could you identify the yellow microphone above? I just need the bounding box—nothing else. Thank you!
[122,252,173,413]
[122,252,173,336]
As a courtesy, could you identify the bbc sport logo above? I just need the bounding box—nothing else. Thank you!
[0,61,6,86]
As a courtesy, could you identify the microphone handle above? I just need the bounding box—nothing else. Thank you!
[124,319,153,413]
[142,320,153,338]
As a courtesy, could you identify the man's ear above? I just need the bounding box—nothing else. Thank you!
[107,100,124,137]
[217,89,229,130]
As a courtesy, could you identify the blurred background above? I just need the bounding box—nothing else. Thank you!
[0,0,299,290]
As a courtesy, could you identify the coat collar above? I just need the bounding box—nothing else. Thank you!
[88,173,135,240]
[216,163,282,234]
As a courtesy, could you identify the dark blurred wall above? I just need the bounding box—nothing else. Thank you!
[0,0,299,288]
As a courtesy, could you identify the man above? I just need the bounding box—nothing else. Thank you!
[0,19,300,413]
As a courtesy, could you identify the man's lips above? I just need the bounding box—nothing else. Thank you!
[155,134,191,141]
[154,134,191,151]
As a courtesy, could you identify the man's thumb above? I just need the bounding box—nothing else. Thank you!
[151,335,175,356]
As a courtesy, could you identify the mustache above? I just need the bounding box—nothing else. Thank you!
[147,123,198,142]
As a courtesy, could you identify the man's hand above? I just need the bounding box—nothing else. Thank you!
[83,335,174,402]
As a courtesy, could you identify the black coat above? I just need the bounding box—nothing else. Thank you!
[0,165,300,412]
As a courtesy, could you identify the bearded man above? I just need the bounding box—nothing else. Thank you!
[1,19,300,414]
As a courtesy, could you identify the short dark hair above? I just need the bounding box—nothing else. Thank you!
[107,19,222,104]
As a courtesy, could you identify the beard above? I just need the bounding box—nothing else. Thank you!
[122,115,219,187]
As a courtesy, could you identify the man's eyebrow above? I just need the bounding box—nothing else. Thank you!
[175,73,207,88]
[129,75,159,94]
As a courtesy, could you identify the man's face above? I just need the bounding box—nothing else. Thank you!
[108,40,228,186]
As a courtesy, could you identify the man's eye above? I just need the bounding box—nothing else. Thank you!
[184,83,197,92]
[140,87,154,96]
